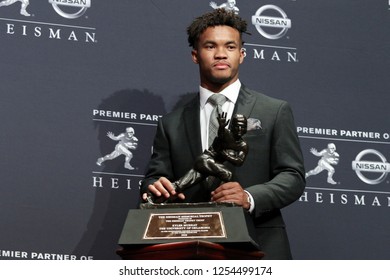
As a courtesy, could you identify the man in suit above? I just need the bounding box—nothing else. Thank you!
[140,9,305,259]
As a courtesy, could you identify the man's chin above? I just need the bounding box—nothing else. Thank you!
[211,76,233,85]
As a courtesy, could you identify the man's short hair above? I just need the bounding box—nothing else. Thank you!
[187,8,247,49]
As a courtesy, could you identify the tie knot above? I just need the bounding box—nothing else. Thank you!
[208,94,227,107]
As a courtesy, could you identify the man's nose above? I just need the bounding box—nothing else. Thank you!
[214,47,228,59]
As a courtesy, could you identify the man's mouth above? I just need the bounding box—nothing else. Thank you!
[213,62,230,70]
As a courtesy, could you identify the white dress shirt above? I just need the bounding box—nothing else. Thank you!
[199,79,241,151]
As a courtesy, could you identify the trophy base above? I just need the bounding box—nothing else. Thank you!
[118,202,261,252]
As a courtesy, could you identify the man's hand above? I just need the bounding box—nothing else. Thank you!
[210,182,250,210]
[142,177,185,201]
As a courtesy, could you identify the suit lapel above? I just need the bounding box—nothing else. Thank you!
[227,85,257,178]
[233,85,257,119]
[183,95,203,160]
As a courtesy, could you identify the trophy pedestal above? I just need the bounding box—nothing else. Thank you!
[117,202,263,259]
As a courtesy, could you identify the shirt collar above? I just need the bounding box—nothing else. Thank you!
[199,79,241,108]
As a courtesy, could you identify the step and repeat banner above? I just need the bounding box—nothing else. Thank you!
[0,1,389,260]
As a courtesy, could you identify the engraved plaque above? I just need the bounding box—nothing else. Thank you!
[143,211,226,239]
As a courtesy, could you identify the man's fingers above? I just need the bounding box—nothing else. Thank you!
[147,177,177,198]
[211,182,246,206]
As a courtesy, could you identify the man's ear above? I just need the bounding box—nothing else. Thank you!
[191,49,199,64]
[239,47,245,64]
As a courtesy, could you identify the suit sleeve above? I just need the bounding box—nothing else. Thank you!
[246,101,306,218]
[140,118,174,194]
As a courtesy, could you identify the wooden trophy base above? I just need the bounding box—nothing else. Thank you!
[117,240,264,260]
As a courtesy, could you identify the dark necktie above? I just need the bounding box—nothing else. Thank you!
[207,94,227,147]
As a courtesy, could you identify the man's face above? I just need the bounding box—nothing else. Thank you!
[191,25,244,92]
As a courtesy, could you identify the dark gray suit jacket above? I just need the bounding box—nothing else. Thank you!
[141,85,306,259]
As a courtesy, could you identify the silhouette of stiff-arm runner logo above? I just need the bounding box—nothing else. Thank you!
[210,0,239,14]
[96,127,138,170]
[0,0,30,16]
[305,143,340,185]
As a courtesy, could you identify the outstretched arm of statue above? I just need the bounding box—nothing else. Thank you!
[217,112,229,137]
